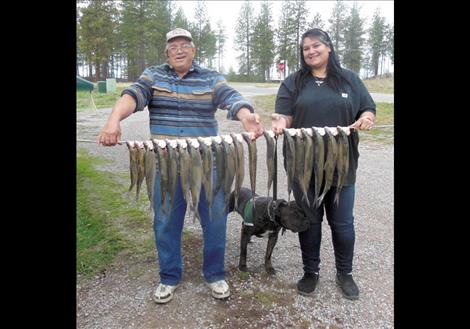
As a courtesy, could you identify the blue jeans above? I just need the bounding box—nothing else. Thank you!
[153,169,227,285]
[293,183,355,275]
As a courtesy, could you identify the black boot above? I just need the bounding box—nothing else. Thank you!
[336,273,359,300]
[297,273,319,296]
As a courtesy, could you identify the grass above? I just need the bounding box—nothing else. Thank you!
[359,102,394,143]
[363,75,394,94]
[76,82,132,112]
[77,149,152,279]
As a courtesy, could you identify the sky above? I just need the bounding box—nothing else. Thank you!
[176,0,394,73]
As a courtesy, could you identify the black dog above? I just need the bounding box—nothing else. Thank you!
[228,187,309,274]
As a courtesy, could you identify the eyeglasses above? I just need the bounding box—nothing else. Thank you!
[167,44,193,54]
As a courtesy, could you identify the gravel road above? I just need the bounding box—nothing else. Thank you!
[77,105,394,329]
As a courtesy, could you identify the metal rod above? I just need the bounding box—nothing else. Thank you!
[77,139,124,145]
[77,126,392,145]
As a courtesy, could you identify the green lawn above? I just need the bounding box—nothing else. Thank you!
[363,76,394,94]
[77,149,153,279]
[77,83,132,112]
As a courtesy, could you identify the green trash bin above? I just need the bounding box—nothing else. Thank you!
[97,81,107,93]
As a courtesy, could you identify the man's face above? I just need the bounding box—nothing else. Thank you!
[166,37,196,74]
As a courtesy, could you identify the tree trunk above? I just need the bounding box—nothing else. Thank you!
[96,61,101,81]
[88,63,93,80]
[110,55,115,78]
[103,61,108,80]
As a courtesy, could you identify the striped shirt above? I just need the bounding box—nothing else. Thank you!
[122,62,254,137]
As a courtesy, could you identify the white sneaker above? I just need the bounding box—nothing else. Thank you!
[153,283,178,304]
[207,280,230,299]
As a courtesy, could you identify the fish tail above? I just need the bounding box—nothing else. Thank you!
[135,185,141,202]
[193,208,201,224]
[316,193,325,208]
[302,191,310,207]
[333,190,340,206]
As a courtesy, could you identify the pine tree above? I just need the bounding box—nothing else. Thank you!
[291,0,309,70]
[235,0,255,77]
[172,7,190,30]
[251,1,275,81]
[367,8,387,77]
[276,0,297,75]
[327,0,349,62]
[385,24,394,65]
[342,2,365,74]
[78,0,118,81]
[215,20,227,73]
[310,13,325,30]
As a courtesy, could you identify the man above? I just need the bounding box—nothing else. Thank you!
[97,28,263,303]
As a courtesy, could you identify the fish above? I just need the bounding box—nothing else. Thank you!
[165,139,179,214]
[317,128,338,205]
[242,132,257,206]
[126,141,138,194]
[230,133,245,209]
[311,128,325,207]
[144,141,157,210]
[282,128,296,202]
[263,130,276,197]
[187,138,203,222]
[293,129,308,206]
[301,128,313,207]
[135,141,146,202]
[222,135,236,210]
[334,127,350,206]
[176,139,192,209]
[153,139,169,215]
[211,136,225,198]
[197,137,214,217]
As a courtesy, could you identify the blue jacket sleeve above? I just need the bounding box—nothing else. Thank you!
[121,68,155,112]
[212,75,254,120]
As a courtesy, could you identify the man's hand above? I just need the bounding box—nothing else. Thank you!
[349,112,375,130]
[97,119,121,146]
[237,108,264,139]
[271,113,292,135]
[96,94,136,146]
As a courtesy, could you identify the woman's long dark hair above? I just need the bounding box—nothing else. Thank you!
[293,28,352,100]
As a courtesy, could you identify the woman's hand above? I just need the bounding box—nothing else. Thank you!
[349,113,375,130]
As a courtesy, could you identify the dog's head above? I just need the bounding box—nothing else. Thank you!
[273,200,310,233]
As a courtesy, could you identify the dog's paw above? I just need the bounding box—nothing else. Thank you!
[238,265,248,272]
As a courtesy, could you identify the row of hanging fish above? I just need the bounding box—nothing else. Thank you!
[283,126,352,208]
[125,132,265,221]
[125,126,352,219]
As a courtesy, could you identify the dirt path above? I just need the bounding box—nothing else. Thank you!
[77,103,394,329]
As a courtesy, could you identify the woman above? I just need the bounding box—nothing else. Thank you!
[272,28,376,300]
